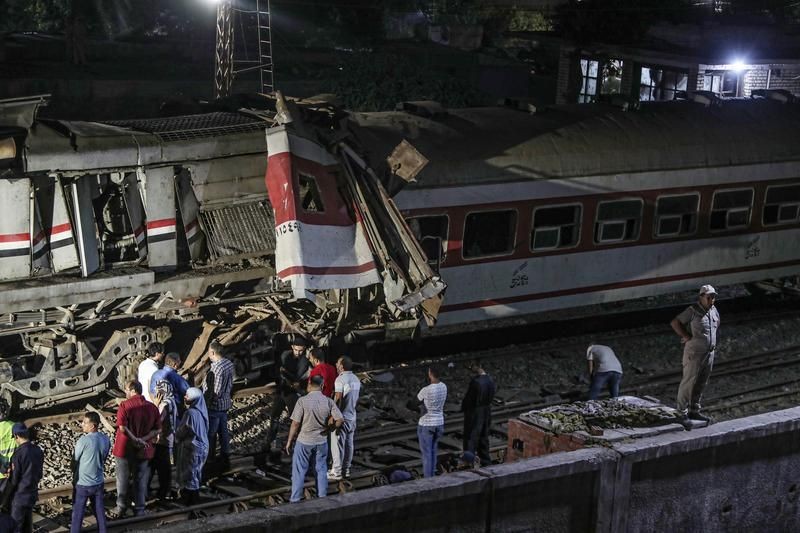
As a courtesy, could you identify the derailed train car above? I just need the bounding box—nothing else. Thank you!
[1,90,800,409]
[0,93,442,410]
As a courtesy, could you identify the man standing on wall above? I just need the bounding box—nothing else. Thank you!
[670,284,720,428]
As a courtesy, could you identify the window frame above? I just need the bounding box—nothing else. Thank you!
[639,66,689,102]
[763,183,800,227]
[297,172,326,213]
[653,192,700,239]
[578,58,600,104]
[461,208,518,260]
[709,187,754,233]
[594,197,644,245]
[405,213,451,265]
[530,202,582,252]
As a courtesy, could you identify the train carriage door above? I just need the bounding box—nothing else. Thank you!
[0,178,31,280]
[64,175,101,277]
[33,176,80,273]
[174,167,205,262]
[141,167,177,271]
[30,200,50,276]
[121,172,147,261]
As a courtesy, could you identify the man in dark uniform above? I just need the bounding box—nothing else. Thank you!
[4,423,44,533]
[266,335,310,451]
[460,361,496,466]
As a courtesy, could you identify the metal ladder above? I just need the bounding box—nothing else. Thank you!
[256,0,274,94]
[214,0,275,99]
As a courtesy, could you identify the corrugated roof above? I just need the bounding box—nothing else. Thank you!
[350,99,800,188]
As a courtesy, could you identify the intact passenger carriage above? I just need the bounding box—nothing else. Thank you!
[352,94,800,329]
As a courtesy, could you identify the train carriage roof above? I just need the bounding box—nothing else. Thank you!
[349,99,800,188]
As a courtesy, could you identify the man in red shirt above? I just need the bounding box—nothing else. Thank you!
[307,348,337,398]
[111,380,161,518]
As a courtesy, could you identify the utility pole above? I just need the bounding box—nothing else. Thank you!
[213,0,275,99]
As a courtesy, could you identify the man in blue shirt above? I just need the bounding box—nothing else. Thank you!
[149,353,189,406]
[70,412,111,533]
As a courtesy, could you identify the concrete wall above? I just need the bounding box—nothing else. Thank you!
[149,407,800,533]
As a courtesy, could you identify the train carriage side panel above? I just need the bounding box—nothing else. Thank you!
[35,176,79,273]
[121,172,147,260]
[141,166,178,271]
[0,178,31,280]
[175,168,205,261]
[64,175,101,277]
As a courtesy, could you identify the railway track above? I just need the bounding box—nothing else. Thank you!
[25,303,800,532]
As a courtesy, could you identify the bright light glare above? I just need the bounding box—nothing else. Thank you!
[730,60,747,72]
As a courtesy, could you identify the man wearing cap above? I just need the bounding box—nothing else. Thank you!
[266,335,310,451]
[670,284,721,427]
[285,375,343,503]
[0,399,18,483]
[5,423,43,533]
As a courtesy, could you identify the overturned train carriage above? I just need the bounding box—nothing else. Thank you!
[0,94,443,410]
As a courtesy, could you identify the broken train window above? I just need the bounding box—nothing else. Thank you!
[463,210,517,259]
[531,204,581,251]
[298,174,325,212]
[763,183,800,226]
[710,188,753,231]
[594,199,642,244]
[406,214,449,267]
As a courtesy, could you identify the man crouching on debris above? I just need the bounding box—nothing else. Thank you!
[285,375,343,503]
[670,284,720,428]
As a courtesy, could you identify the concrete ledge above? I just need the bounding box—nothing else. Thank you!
[147,408,800,532]
[141,471,490,533]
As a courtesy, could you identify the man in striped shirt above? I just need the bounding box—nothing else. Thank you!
[203,340,235,468]
[417,366,447,478]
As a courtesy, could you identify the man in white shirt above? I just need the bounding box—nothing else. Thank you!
[329,356,361,481]
[417,367,447,478]
[586,344,623,400]
[138,342,165,403]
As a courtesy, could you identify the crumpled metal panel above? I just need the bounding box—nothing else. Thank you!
[200,200,275,262]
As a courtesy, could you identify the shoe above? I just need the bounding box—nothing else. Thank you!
[327,470,342,481]
[677,415,693,431]
[688,411,712,423]
[344,468,351,479]
[107,507,126,520]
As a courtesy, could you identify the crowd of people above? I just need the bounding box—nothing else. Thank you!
[0,283,720,530]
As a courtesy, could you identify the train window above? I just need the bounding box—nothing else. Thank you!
[531,204,581,251]
[463,210,517,259]
[594,199,642,244]
[763,184,800,226]
[654,194,699,237]
[710,188,753,231]
[298,174,325,213]
[407,215,449,267]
